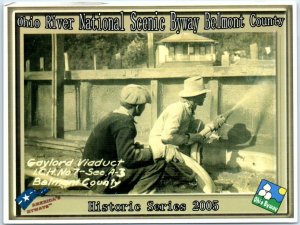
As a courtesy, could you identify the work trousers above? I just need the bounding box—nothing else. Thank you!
[84,159,167,194]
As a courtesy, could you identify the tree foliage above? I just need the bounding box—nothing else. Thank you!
[205,32,275,58]
[24,33,275,71]
[121,36,147,68]
[24,34,52,71]
[64,34,147,70]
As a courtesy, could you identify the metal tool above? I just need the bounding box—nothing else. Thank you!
[199,109,234,142]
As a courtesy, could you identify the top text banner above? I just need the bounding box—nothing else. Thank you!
[15,11,286,34]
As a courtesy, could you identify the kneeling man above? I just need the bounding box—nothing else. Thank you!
[79,84,183,194]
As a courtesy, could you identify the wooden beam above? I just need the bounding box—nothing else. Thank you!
[39,57,44,71]
[25,59,30,72]
[51,34,65,138]
[80,82,91,130]
[147,33,155,68]
[24,81,32,128]
[93,54,97,70]
[24,63,276,81]
[31,82,38,126]
[24,63,38,128]
[64,52,70,71]
[150,80,159,128]
[75,83,81,130]
[208,79,220,120]
[25,139,84,153]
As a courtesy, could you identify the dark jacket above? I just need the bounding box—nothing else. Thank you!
[80,112,154,174]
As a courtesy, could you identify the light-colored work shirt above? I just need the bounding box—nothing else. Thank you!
[149,100,200,154]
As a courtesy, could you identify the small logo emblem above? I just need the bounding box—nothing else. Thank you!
[15,188,49,210]
[252,179,286,214]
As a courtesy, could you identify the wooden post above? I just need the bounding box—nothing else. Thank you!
[39,57,44,71]
[208,79,220,120]
[52,34,65,138]
[187,43,190,60]
[25,61,31,128]
[31,83,38,126]
[80,82,91,130]
[250,43,258,60]
[24,60,38,127]
[147,33,155,68]
[93,54,97,70]
[25,60,30,72]
[150,80,159,128]
[75,83,81,130]
[64,52,69,71]
[221,53,230,67]
[25,81,32,128]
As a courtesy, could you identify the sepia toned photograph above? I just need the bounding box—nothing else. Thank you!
[23,32,277,195]
[4,4,296,223]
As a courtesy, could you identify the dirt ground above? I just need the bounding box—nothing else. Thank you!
[24,146,275,195]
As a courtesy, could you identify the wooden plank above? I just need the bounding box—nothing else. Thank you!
[80,82,91,130]
[147,33,155,68]
[64,52,70,71]
[75,83,81,130]
[25,141,83,152]
[208,79,220,120]
[25,138,85,147]
[51,34,65,138]
[25,59,30,72]
[250,43,258,60]
[25,138,85,153]
[24,63,276,81]
[25,81,32,128]
[93,54,97,70]
[150,80,159,128]
[39,57,44,71]
[31,82,38,126]
[25,71,52,80]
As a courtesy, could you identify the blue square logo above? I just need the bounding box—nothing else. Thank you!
[252,179,286,214]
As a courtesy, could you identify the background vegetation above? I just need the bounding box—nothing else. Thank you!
[24,33,275,71]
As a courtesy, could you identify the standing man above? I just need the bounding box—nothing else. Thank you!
[79,84,183,194]
[149,76,225,165]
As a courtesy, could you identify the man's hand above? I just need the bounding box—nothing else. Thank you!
[205,132,220,144]
[151,145,184,163]
[188,133,205,144]
[207,115,226,131]
[165,145,184,163]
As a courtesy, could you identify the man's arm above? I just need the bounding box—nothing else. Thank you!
[115,126,154,169]
[160,108,191,146]
[116,126,184,168]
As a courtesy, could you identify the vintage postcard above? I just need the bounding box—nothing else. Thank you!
[3,2,298,224]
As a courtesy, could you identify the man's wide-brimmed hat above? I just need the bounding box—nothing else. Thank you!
[120,84,151,105]
[179,76,211,97]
